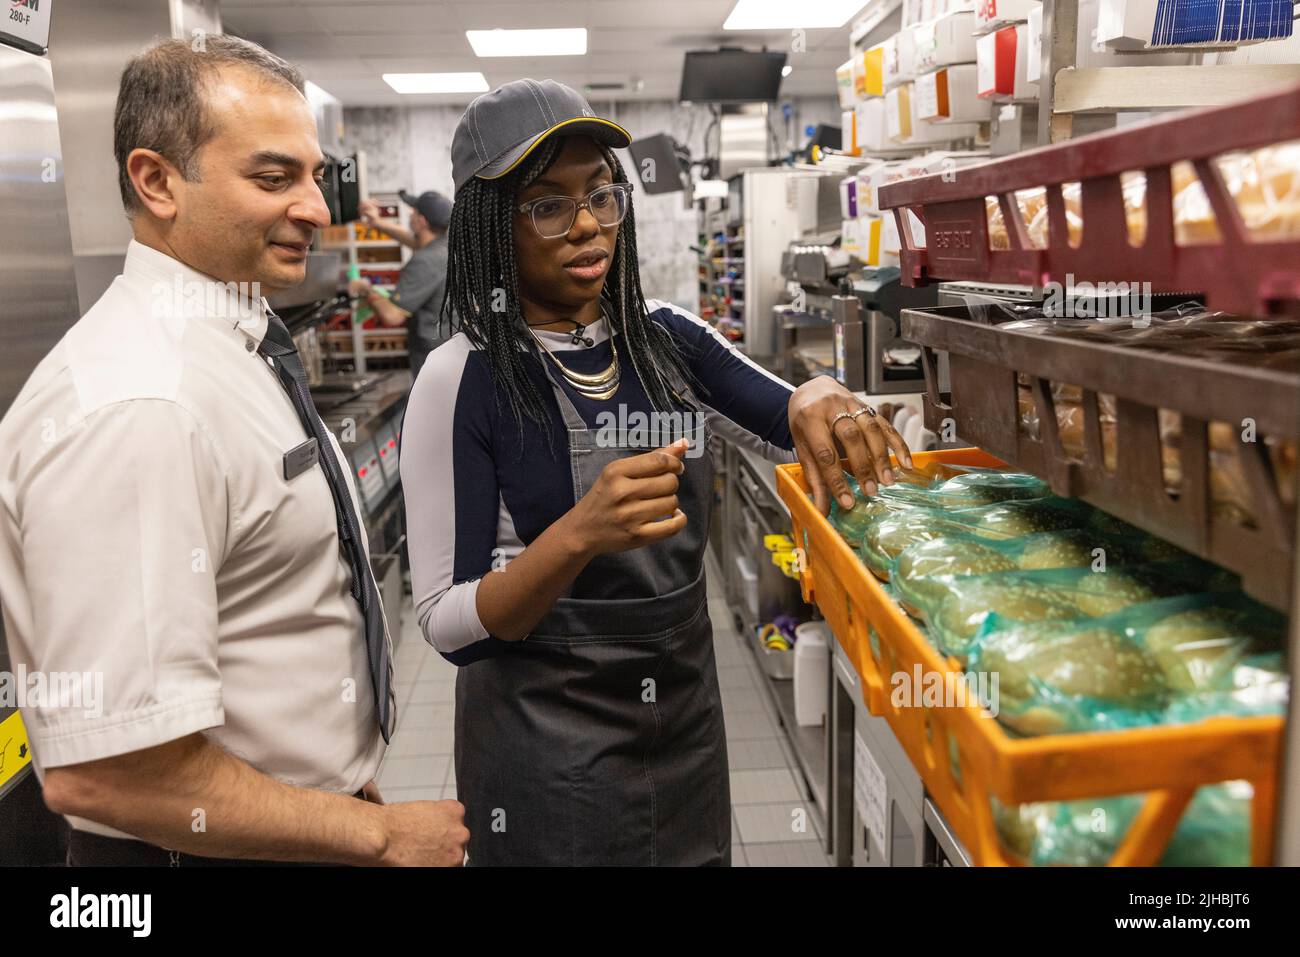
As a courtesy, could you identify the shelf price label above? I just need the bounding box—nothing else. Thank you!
[1,0,53,55]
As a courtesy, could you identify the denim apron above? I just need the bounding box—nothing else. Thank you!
[454,357,730,866]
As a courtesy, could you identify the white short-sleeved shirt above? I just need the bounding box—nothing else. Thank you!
[0,240,389,838]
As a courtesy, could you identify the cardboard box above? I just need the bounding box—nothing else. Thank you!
[1026,2,1042,82]
[854,97,892,152]
[837,58,856,108]
[976,22,1038,101]
[841,108,858,155]
[974,0,1039,34]
[840,175,859,219]
[855,44,886,99]
[912,11,979,72]
[882,30,918,89]
[914,64,988,123]
[886,84,913,141]
[856,162,904,216]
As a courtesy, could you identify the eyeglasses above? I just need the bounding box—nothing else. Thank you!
[517,183,633,239]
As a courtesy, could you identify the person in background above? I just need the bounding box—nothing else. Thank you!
[350,190,452,379]
[0,35,466,866]
[401,79,911,866]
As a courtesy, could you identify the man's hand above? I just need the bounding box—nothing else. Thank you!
[358,199,380,226]
[348,278,373,299]
[378,800,468,866]
[788,376,913,515]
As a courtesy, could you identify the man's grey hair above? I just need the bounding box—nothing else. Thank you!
[113,34,305,214]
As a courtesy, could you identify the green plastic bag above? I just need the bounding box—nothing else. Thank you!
[921,562,1239,663]
[968,591,1283,737]
[994,781,1255,867]
[858,497,1090,579]
[891,528,1151,618]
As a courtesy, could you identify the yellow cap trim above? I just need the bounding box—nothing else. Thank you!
[476,116,632,181]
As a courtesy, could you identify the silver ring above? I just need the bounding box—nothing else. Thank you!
[849,406,877,419]
[831,411,856,427]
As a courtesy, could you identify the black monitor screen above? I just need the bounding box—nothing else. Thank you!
[679,50,787,103]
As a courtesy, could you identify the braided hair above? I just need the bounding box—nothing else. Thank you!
[440,135,699,450]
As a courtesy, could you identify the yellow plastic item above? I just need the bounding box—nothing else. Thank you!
[775,448,1283,867]
[764,534,794,551]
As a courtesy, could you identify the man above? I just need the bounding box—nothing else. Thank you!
[349,190,451,380]
[0,35,466,866]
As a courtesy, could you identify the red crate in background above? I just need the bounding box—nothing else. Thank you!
[879,82,1300,318]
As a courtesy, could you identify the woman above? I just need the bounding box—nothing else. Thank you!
[401,79,911,865]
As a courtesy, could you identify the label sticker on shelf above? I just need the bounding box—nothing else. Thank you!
[854,728,888,856]
[0,710,33,793]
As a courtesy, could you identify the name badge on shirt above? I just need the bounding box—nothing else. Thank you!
[283,438,320,480]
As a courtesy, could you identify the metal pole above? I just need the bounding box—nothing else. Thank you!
[1037,0,1079,146]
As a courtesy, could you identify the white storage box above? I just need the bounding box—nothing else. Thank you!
[881,30,918,89]
[974,0,1039,33]
[855,97,891,152]
[1026,2,1043,82]
[794,622,829,727]
[836,58,856,108]
[839,175,859,218]
[976,22,1038,101]
[912,11,979,72]
[914,64,988,123]
[886,83,912,141]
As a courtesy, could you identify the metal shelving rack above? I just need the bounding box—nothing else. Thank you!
[814,0,1300,866]
[319,191,412,374]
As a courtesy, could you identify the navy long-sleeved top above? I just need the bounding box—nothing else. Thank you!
[399,299,797,664]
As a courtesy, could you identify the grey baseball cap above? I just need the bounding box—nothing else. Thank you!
[450,78,631,195]
[398,189,452,229]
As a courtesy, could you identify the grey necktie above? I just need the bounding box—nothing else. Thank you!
[257,307,394,743]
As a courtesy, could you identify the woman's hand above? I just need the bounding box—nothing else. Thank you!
[561,440,690,558]
[788,376,913,514]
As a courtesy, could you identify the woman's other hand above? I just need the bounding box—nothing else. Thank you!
[788,376,913,515]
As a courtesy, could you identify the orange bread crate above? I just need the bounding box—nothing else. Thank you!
[775,448,1285,866]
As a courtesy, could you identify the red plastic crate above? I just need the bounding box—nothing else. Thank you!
[878,82,1300,317]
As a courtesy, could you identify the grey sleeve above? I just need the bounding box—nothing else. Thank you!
[392,251,445,316]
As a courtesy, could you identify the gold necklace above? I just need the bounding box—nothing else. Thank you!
[529,322,621,401]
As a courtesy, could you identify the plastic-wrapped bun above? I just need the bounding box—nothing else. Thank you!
[1015,530,1105,570]
[893,538,1018,611]
[974,624,1168,736]
[1142,604,1284,694]
[995,782,1253,866]
[970,500,1085,537]
[1071,569,1162,617]
[859,510,1003,579]
[931,579,1083,661]
[928,471,1050,508]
